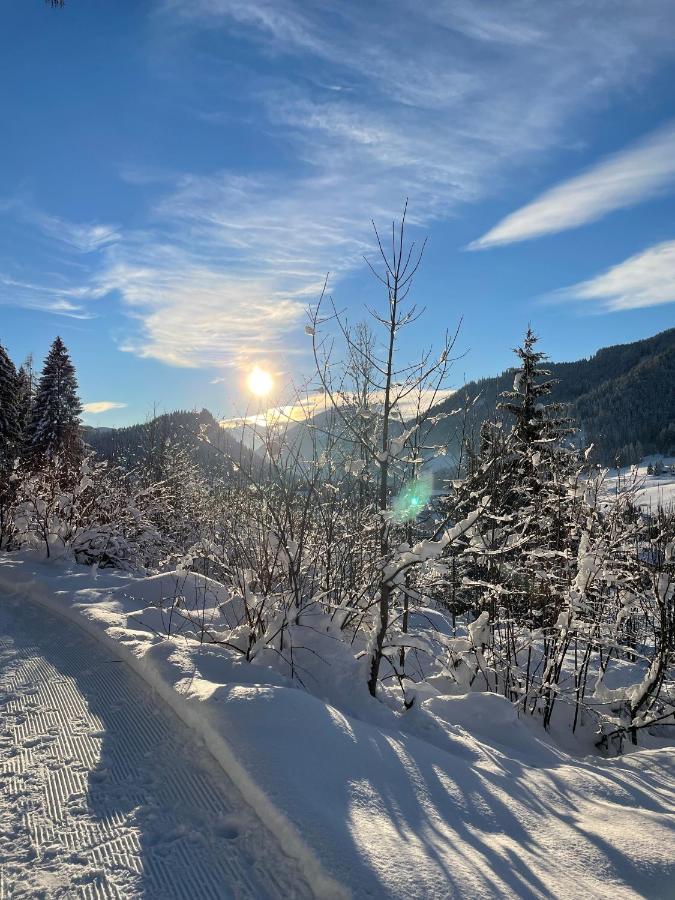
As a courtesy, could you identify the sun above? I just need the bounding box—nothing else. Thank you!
[247,366,274,397]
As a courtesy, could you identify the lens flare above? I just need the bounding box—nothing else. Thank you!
[392,474,433,523]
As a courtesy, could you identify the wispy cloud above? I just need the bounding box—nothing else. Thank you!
[1,196,120,253]
[8,1,675,367]
[470,122,675,249]
[97,245,308,368]
[28,211,120,253]
[0,202,117,318]
[83,401,128,414]
[559,240,675,311]
[0,273,99,319]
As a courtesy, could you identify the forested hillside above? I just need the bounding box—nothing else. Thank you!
[430,327,675,465]
[82,329,675,473]
[83,409,248,479]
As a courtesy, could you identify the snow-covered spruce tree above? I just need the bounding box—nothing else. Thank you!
[0,341,20,471]
[497,328,578,612]
[0,341,21,547]
[434,330,579,628]
[15,357,36,451]
[499,327,574,449]
[415,329,587,707]
[27,337,83,471]
[423,333,674,743]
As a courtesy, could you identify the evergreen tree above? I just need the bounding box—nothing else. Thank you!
[434,329,582,628]
[0,342,20,548]
[15,362,35,451]
[0,342,20,473]
[498,327,579,574]
[28,337,83,467]
[499,327,573,449]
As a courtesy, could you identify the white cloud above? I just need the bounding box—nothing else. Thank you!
[470,122,675,249]
[29,211,120,253]
[560,240,675,311]
[0,203,118,318]
[0,273,99,319]
[97,248,308,368]
[83,401,128,414]
[8,2,675,366]
[0,197,120,253]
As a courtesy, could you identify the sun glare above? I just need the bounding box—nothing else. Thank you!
[247,366,274,397]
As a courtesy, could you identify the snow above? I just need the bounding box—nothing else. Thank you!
[0,591,311,899]
[603,456,675,511]
[2,553,675,899]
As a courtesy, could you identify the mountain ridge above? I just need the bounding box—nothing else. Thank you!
[83,328,675,470]
[428,326,675,465]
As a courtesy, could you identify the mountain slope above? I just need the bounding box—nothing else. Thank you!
[83,408,249,476]
[429,327,675,465]
[83,329,675,472]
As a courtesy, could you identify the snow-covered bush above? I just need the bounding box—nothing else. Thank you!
[9,453,166,570]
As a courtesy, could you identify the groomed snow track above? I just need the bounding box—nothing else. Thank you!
[0,595,313,899]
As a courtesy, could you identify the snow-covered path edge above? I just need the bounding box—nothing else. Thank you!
[0,556,347,900]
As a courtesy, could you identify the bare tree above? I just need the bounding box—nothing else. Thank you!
[309,202,461,698]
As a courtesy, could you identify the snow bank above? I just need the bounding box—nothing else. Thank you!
[2,553,675,899]
[0,555,345,900]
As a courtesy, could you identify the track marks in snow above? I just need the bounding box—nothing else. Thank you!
[0,598,311,899]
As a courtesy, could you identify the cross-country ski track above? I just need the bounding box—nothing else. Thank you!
[0,593,312,899]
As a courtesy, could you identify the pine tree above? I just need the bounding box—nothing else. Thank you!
[496,328,577,534]
[15,362,35,452]
[0,342,20,473]
[499,327,573,449]
[442,329,582,628]
[28,337,83,467]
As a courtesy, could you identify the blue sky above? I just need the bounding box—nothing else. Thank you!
[2,0,675,426]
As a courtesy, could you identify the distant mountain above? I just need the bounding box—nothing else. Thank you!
[427,327,675,466]
[83,330,674,475]
[84,409,250,476]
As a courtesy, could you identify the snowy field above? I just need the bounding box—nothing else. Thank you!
[1,553,674,899]
[602,457,675,512]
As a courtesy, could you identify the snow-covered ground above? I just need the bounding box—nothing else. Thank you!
[0,593,311,899]
[1,553,674,899]
[603,456,675,512]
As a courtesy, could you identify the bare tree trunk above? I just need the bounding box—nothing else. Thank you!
[367,255,398,698]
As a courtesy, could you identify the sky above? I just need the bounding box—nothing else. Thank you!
[2,0,675,427]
